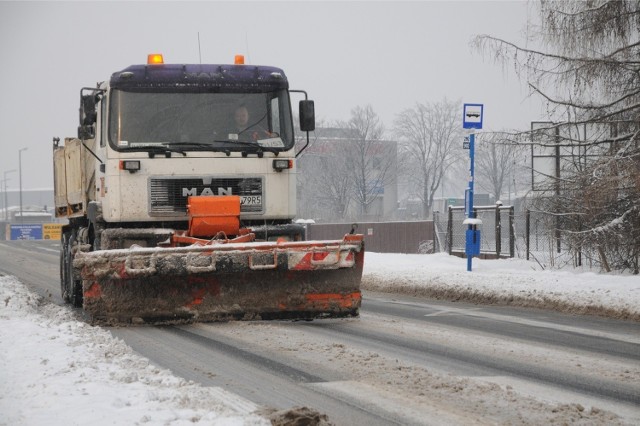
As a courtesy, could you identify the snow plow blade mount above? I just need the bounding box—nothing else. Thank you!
[74,235,364,325]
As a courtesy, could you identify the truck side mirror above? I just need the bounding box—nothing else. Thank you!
[299,100,315,132]
[80,94,98,126]
[78,125,95,140]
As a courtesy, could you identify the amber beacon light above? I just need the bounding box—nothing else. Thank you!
[147,54,164,65]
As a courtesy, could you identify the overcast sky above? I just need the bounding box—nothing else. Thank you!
[0,1,543,190]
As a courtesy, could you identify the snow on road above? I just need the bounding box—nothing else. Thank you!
[1,252,639,425]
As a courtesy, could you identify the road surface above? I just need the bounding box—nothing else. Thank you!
[1,239,638,425]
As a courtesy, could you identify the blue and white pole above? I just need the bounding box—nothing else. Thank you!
[463,132,483,271]
[469,133,475,214]
[462,104,484,272]
[465,133,478,272]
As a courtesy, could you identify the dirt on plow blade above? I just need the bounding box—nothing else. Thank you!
[74,235,364,325]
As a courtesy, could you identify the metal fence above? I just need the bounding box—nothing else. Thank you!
[522,209,592,269]
[443,205,515,258]
[434,206,591,268]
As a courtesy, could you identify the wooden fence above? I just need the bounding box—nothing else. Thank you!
[305,221,435,254]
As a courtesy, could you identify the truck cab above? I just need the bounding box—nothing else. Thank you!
[54,54,315,250]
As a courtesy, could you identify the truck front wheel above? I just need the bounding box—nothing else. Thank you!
[63,230,83,308]
[60,231,70,303]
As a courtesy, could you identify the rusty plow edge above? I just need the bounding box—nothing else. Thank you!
[73,235,365,325]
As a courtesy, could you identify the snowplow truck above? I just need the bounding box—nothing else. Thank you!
[54,54,364,324]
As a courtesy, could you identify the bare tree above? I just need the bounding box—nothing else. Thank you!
[296,135,354,220]
[320,149,353,219]
[394,98,463,218]
[296,123,354,221]
[474,1,640,273]
[475,132,527,203]
[341,105,395,218]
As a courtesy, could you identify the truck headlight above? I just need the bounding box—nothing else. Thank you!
[119,160,141,173]
[272,159,293,172]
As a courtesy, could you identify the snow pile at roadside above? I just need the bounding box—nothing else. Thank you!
[0,275,269,426]
[363,252,640,320]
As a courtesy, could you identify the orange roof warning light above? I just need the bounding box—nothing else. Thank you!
[234,55,245,65]
[147,54,164,65]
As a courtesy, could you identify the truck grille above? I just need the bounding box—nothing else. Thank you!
[149,177,263,215]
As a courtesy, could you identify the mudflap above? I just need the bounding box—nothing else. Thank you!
[74,235,364,325]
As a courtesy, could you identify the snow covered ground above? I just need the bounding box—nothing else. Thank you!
[1,252,638,425]
[364,252,640,321]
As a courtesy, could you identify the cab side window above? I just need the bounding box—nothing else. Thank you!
[270,97,281,136]
[100,98,107,147]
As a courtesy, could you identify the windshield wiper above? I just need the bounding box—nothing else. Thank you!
[164,142,218,151]
[212,139,280,156]
[121,142,231,157]
[119,144,187,157]
[167,142,247,157]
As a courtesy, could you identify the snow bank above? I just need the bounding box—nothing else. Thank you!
[0,276,269,426]
[363,252,640,321]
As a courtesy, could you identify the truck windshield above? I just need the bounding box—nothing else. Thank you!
[108,90,294,152]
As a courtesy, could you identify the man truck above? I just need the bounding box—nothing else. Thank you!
[54,54,364,324]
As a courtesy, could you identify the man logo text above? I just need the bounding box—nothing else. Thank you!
[182,187,233,197]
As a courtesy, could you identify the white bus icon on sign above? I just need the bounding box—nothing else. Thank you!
[463,103,483,129]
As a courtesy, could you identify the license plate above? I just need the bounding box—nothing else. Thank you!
[240,195,262,206]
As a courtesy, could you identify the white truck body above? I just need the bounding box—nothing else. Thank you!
[54,138,297,223]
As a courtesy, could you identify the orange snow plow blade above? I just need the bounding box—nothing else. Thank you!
[73,234,364,325]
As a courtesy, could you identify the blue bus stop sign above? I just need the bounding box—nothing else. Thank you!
[463,104,483,129]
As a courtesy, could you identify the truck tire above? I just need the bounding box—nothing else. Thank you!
[66,231,83,308]
[60,231,71,303]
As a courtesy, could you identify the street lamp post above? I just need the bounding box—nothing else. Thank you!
[19,148,28,224]
[0,178,4,221]
[3,169,17,221]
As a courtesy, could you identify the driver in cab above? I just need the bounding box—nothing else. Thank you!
[229,104,269,142]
